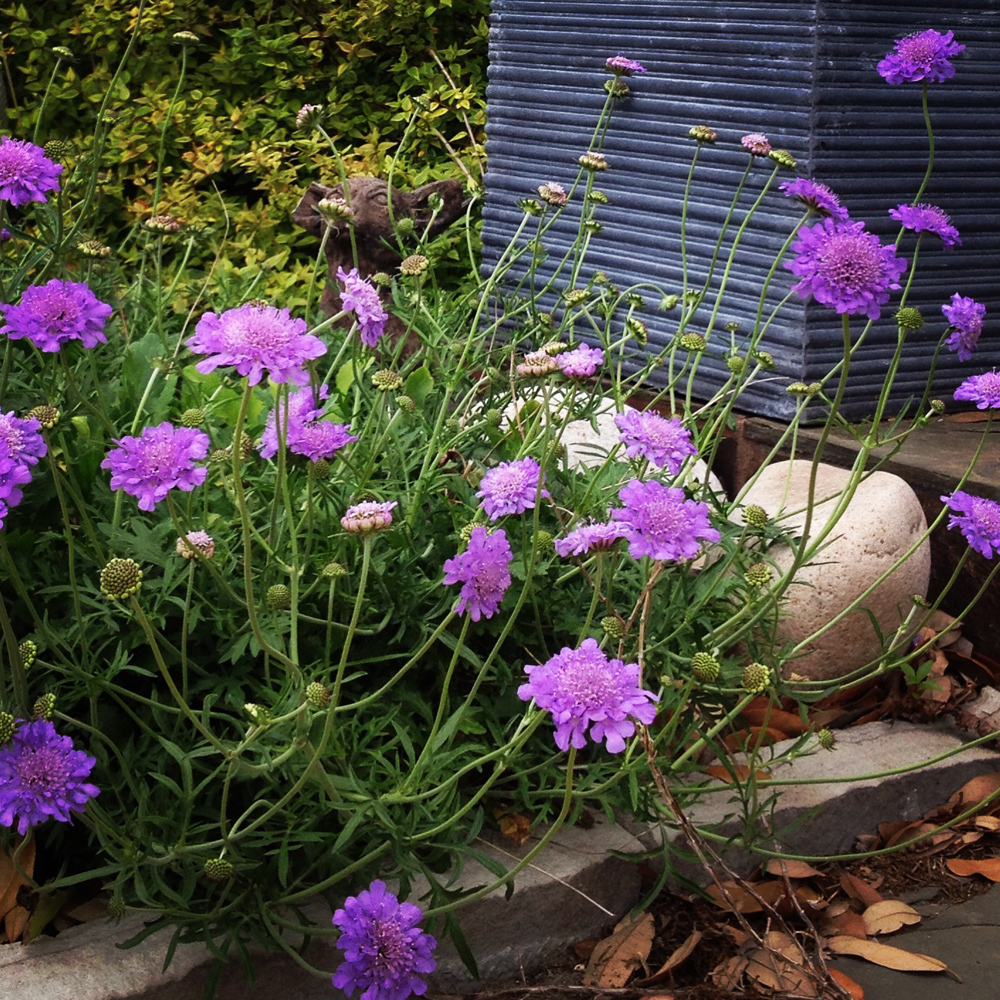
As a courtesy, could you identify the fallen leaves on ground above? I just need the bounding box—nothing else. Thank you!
[582,912,655,987]
[826,935,957,978]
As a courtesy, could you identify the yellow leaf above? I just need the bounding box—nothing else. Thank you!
[862,899,922,935]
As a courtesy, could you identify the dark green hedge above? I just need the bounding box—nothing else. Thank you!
[1,0,489,296]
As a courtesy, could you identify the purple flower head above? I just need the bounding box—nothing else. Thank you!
[779,178,849,221]
[942,294,985,362]
[258,385,357,462]
[0,136,63,207]
[341,500,397,534]
[477,456,549,521]
[0,229,11,242]
[0,719,100,836]
[0,280,112,353]
[941,491,1000,559]
[337,267,389,348]
[877,29,965,85]
[741,133,772,156]
[518,637,659,753]
[614,410,698,475]
[554,521,629,558]
[889,203,961,248]
[185,302,325,387]
[606,55,646,76]
[0,450,32,510]
[954,370,1000,410]
[556,343,604,378]
[0,411,46,509]
[101,422,210,512]
[177,531,215,559]
[443,526,513,621]
[332,879,437,1000]
[610,478,720,561]
[786,218,907,321]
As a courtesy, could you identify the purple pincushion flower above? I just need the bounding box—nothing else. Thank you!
[258,385,357,462]
[0,280,112,353]
[556,343,604,378]
[610,478,720,561]
[337,267,389,348]
[786,218,907,321]
[518,637,659,753]
[477,457,549,520]
[341,500,397,534]
[877,29,965,85]
[954,371,1000,410]
[606,55,646,76]
[889,203,961,248]
[101,422,210,512]
[614,410,698,475]
[0,719,100,836]
[332,879,437,1000]
[0,412,47,510]
[443,526,513,621]
[554,521,629,558]
[741,133,772,156]
[941,491,1000,559]
[779,178,849,221]
[0,136,63,207]
[185,302,325,387]
[942,294,985,362]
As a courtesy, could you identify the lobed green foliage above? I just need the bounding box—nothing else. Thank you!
[0,0,489,297]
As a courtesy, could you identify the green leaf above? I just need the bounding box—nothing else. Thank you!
[336,361,356,394]
[403,366,434,406]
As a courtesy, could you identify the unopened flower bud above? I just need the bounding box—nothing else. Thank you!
[396,394,416,414]
[741,133,772,156]
[688,125,718,143]
[27,405,59,429]
[316,197,354,225]
[43,138,70,161]
[679,333,706,352]
[691,652,721,683]
[372,272,392,288]
[741,662,771,693]
[745,562,772,588]
[930,399,945,414]
[34,693,56,721]
[579,150,609,171]
[589,189,609,205]
[107,895,126,919]
[817,728,836,751]
[768,148,797,169]
[542,340,569,356]
[786,381,814,396]
[660,294,680,311]
[321,561,347,579]
[306,681,331,707]
[518,197,543,215]
[181,407,204,427]
[753,350,775,370]
[176,531,215,560]
[19,639,37,670]
[537,183,567,206]
[564,288,589,307]
[143,214,181,234]
[173,30,199,44]
[400,254,429,276]
[295,103,324,129]
[601,616,625,640]
[100,558,143,601]
[372,369,403,391]
[243,703,271,726]
[625,317,648,346]
[394,216,416,237]
[743,504,768,529]
[203,858,235,882]
[308,458,331,480]
[77,238,111,258]
[51,45,74,59]
[0,712,14,744]
[604,79,630,97]
[484,408,502,427]
[895,307,924,331]
[726,354,746,375]
[266,584,291,609]
[582,219,603,234]
[533,529,553,552]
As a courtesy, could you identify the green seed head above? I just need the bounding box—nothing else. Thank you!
[396,394,416,414]
[745,561,772,588]
[679,333,707,352]
[753,350,775,370]
[27,405,59,429]
[181,407,205,427]
[100,558,143,601]
[306,681,331,708]
[203,858,235,882]
[43,138,71,161]
[817,728,836,751]
[372,369,403,391]
[0,712,15,745]
[18,639,38,670]
[768,148,797,169]
[308,458,331,480]
[266,584,290,609]
[601,616,625,640]
[484,408,502,428]
[690,652,721,683]
[321,561,347,579]
[743,504,768,529]
[394,216,416,237]
[895,307,924,331]
[688,125,718,143]
[930,399,945,414]
[726,354,746,375]
[107,894,126,919]
[34,693,56,721]
[741,662,771,694]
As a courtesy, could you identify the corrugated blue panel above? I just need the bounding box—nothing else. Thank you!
[482,1,1000,420]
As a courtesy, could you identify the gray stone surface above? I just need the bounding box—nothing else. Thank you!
[2,721,996,999]
[740,459,931,681]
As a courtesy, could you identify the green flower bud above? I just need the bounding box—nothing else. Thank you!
[930,399,945,414]
[181,407,205,427]
[817,728,836,751]
[625,316,648,346]
[77,238,111,258]
[394,216,416,237]
[396,394,416,414]
[308,458,331,480]
[0,712,15,744]
[107,894,126,920]
[203,858,235,882]
[741,662,771,694]
[604,78,630,97]
[660,294,680,311]
[564,288,590,307]
[243,703,271,726]
[27,405,59,429]
[321,561,347,579]
[768,148,797,169]
[895,307,924,331]
[753,350,775,370]
[18,639,38,669]
[372,272,392,288]
[533,529,553,552]
[601,616,625,640]
[34,693,56,721]
[306,681,331,707]
[679,333,706,352]
[266,584,290,609]
[745,561,772,588]
[372,369,403,391]
[484,408,503,427]
[743,504,769,529]
[518,197,543,216]
[726,354,746,375]
[100,558,143,601]
[43,138,71,161]
[690,652,721,683]
[589,190,609,205]
[688,125,718,143]
[51,45,74,59]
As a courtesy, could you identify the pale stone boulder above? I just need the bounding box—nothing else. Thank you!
[740,460,930,681]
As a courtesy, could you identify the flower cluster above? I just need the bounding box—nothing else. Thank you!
[556,343,604,378]
[554,521,629,558]
[258,386,357,463]
[614,410,698,475]
[942,491,1000,559]
[332,879,437,1000]
[611,479,720,561]
[443,526,514,620]
[877,29,965,85]
[0,719,100,835]
[185,302,325,386]
[606,55,646,76]
[518,638,659,752]
[1,280,112,353]
[954,371,1000,410]
[102,422,210,512]
[787,218,906,320]
[341,500,397,534]
[942,294,985,362]
[0,136,63,207]
[0,411,47,531]
[477,457,549,520]
[889,203,961,248]
[338,267,389,348]
[779,178,849,221]
[741,133,772,156]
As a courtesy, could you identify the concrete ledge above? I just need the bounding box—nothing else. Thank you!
[1,721,996,998]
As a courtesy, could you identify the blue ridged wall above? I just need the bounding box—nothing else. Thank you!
[482,2,1000,420]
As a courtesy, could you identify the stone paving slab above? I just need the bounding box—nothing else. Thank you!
[1,720,997,999]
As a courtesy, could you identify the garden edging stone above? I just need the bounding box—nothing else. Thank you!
[1,720,995,999]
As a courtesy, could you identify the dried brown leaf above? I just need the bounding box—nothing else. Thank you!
[634,929,702,986]
[745,947,817,995]
[828,967,866,999]
[949,771,1000,808]
[839,872,883,908]
[764,858,824,879]
[705,881,763,914]
[582,911,655,988]
[0,837,36,923]
[497,812,531,845]
[710,955,748,990]
[826,935,953,975]
[819,904,869,940]
[862,900,922,935]
[4,904,29,944]
[946,857,1000,881]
